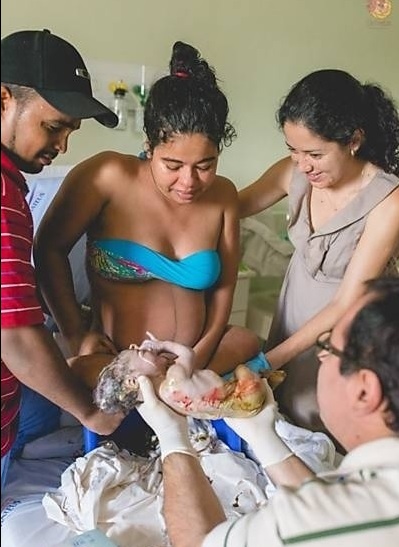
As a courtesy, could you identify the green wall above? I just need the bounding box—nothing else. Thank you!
[2,0,398,188]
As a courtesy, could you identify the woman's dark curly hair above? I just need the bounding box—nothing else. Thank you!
[340,277,399,432]
[277,69,399,175]
[144,41,236,153]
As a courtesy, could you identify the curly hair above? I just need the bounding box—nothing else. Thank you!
[144,41,236,153]
[277,69,399,175]
[340,277,399,432]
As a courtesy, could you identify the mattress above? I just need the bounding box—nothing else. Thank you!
[1,417,337,547]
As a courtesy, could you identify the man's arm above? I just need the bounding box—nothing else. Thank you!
[2,324,124,435]
[136,375,314,547]
[262,453,314,488]
[137,376,226,547]
[163,454,226,547]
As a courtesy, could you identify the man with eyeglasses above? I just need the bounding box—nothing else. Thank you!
[136,276,399,546]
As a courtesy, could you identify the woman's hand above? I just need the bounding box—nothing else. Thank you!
[78,331,118,356]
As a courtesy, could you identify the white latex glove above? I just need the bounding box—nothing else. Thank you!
[225,380,292,468]
[137,375,197,460]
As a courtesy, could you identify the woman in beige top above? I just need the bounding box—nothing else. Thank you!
[239,69,399,433]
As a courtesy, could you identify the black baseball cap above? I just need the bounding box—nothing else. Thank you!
[1,29,118,128]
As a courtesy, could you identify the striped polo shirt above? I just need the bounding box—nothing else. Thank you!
[1,149,44,457]
[203,437,399,547]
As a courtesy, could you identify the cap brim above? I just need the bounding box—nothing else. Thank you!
[37,89,118,128]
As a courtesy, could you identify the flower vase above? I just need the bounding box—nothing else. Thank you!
[134,106,144,133]
[111,91,128,130]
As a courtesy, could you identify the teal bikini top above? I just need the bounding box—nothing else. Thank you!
[87,239,221,291]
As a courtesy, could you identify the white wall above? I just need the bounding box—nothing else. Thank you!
[2,0,398,189]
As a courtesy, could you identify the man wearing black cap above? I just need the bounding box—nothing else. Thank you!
[1,29,123,486]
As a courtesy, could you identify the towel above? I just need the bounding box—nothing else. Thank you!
[42,418,336,546]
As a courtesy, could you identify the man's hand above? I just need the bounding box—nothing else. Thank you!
[137,375,197,460]
[83,407,125,436]
[225,379,292,468]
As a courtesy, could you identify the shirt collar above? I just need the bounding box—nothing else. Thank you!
[324,437,399,477]
[1,146,29,195]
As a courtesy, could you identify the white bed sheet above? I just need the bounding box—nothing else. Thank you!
[1,418,337,547]
[1,426,83,547]
[1,422,267,547]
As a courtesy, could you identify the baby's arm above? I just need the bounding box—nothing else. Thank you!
[140,332,196,374]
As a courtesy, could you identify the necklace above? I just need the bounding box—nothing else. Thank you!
[321,164,370,212]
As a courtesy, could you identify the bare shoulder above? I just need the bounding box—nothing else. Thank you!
[206,176,238,217]
[359,184,399,261]
[73,151,140,178]
[264,156,294,190]
[369,184,399,221]
[213,175,238,199]
[63,151,144,193]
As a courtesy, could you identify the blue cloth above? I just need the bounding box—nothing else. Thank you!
[222,351,272,381]
[88,239,221,290]
[10,386,61,459]
[1,450,11,489]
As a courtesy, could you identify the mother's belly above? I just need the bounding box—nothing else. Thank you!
[93,278,207,350]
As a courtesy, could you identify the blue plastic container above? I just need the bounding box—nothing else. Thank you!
[84,413,245,454]
[83,409,152,454]
[83,426,100,453]
[212,419,244,452]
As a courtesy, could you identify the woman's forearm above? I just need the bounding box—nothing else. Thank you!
[34,245,86,350]
[266,298,348,369]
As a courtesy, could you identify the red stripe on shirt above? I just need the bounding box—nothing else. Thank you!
[1,150,44,456]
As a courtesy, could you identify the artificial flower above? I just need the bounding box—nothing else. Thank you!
[109,80,129,95]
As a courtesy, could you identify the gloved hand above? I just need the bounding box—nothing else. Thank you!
[222,352,272,381]
[137,375,197,460]
[225,379,292,468]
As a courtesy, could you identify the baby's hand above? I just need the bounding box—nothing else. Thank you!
[139,332,196,376]
[137,331,163,354]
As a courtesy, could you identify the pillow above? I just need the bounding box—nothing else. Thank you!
[26,167,91,331]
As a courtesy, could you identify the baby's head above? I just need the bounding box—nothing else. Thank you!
[93,344,172,414]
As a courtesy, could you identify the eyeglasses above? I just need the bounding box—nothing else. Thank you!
[316,331,346,359]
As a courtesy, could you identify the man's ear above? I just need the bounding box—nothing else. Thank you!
[1,85,13,112]
[352,369,383,416]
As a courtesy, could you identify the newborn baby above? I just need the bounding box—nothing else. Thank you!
[92,334,190,414]
[70,333,284,419]
[139,333,272,419]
